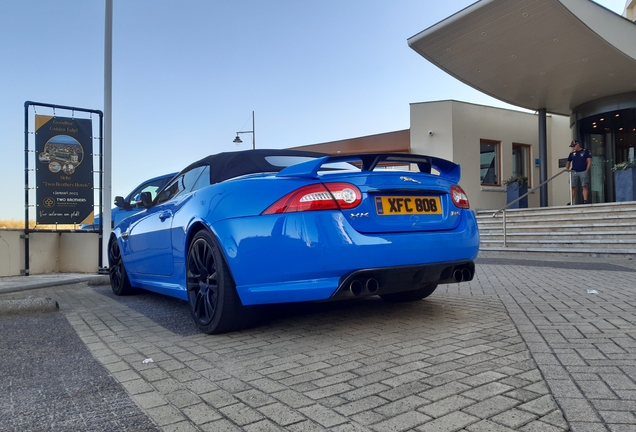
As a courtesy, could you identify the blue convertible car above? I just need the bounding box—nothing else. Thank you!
[109,149,479,334]
[81,172,176,230]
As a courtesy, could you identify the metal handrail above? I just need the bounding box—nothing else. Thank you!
[491,169,571,247]
[492,169,571,217]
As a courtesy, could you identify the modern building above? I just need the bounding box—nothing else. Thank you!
[297,0,636,210]
[296,100,571,210]
[408,0,636,206]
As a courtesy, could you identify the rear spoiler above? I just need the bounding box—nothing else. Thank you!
[276,153,461,184]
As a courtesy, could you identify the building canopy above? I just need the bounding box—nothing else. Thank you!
[408,0,636,116]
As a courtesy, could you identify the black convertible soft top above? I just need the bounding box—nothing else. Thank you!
[180,149,327,185]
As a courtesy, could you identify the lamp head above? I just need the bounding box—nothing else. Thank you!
[233,135,242,144]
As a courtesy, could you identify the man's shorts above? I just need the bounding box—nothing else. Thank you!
[571,170,589,188]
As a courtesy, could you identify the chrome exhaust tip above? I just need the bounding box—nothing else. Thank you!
[366,278,379,293]
[350,279,363,296]
[462,268,472,282]
[453,269,464,282]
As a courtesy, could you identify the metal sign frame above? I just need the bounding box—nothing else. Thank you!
[24,101,104,276]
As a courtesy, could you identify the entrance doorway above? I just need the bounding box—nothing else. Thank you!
[587,133,612,203]
[579,108,636,203]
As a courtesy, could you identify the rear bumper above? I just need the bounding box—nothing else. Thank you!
[211,210,479,305]
[330,260,475,301]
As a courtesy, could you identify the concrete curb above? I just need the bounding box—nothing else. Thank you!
[0,275,110,295]
[0,297,60,316]
[86,276,111,286]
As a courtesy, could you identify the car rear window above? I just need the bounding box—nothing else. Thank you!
[264,156,359,172]
[264,156,316,167]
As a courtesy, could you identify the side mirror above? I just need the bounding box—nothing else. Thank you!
[140,191,153,208]
[114,196,127,208]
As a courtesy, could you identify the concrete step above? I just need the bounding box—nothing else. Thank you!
[475,201,636,255]
[478,226,636,236]
[479,246,636,255]
[478,211,636,223]
[481,238,636,246]
[476,201,636,216]
[478,211,636,221]
[479,230,636,238]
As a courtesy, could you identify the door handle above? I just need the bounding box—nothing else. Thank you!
[158,210,172,221]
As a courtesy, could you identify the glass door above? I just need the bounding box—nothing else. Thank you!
[588,134,608,203]
[579,108,636,203]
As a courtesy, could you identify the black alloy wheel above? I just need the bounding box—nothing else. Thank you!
[186,230,244,334]
[108,239,133,295]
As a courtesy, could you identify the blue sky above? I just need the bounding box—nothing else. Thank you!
[0,0,628,220]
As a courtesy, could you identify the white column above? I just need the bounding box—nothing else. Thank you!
[102,0,113,269]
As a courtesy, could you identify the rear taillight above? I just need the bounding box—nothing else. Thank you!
[451,185,470,209]
[263,182,362,214]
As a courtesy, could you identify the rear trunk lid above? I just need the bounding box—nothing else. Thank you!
[323,171,459,233]
[277,153,466,234]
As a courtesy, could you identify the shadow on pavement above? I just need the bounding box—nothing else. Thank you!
[93,283,452,337]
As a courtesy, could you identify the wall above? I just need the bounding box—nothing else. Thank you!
[0,230,99,276]
[59,233,100,273]
[291,130,410,154]
[548,115,573,206]
[410,100,571,211]
[626,0,636,20]
[410,101,454,161]
[0,230,22,277]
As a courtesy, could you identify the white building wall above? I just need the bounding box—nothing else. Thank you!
[0,230,22,276]
[0,230,99,276]
[410,101,454,161]
[548,115,573,206]
[410,100,570,211]
[59,233,100,273]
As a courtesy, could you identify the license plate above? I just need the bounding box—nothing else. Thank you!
[374,196,442,215]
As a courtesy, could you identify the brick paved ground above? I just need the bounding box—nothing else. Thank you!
[462,253,636,432]
[1,252,635,431]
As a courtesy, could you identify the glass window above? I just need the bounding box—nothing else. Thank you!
[128,178,168,207]
[265,156,317,167]
[265,155,359,173]
[480,140,500,186]
[155,166,206,205]
[512,143,531,185]
[191,166,210,192]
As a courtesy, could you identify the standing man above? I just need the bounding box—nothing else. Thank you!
[565,139,592,204]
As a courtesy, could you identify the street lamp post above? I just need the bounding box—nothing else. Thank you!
[233,111,255,150]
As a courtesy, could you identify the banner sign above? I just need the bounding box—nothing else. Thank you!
[35,115,94,225]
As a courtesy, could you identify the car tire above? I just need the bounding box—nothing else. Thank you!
[380,283,438,302]
[186,230,245,334]
[108,239,134,295]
